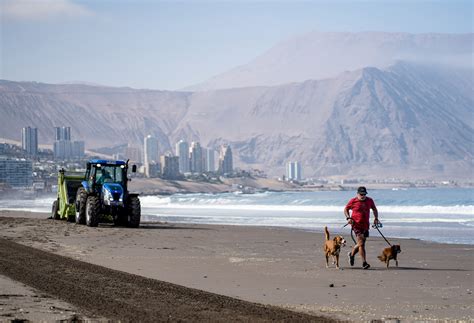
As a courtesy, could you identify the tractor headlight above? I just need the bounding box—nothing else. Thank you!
[104,190,113,201]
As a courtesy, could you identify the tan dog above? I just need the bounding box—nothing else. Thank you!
[377,245,401,268]
[323,226,346,269]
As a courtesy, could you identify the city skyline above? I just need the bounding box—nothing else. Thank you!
[145,137,233,177]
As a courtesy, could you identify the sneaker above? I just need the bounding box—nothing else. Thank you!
[363,262,371,269]
[347,251,355,266]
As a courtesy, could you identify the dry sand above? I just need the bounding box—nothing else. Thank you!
[0,274,103,322]
[0,210,472,322]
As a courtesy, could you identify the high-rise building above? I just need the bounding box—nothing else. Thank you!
[218,145,233,175]
[21,127,38,156]
[287,161,302,181]
[189,142,203,174]
[53,126,84,160]
[205,148,215,172]
[144,135,159,164]
[55,126,71,141]
[160,154,180,179]
[0,157,33,188]
[54,140,72,159]
[175,140,189,174]
[71,141,85,159]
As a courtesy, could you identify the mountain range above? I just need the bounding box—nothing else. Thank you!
[0,32,472,180]
[185,32,473,91]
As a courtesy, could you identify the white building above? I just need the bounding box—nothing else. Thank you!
[144,135,159,164]
[175,140,189,174]
[287,161,302,181]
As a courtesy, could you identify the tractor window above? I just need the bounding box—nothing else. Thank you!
[95,165,123,185]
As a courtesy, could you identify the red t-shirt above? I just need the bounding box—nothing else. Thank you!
[345,197,377,231]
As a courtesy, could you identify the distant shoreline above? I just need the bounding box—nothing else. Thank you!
[0,177,470,200]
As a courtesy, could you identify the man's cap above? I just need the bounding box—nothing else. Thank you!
[357,186,367,194]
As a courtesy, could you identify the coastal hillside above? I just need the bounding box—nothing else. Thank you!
[185,32,473,91]
[177,62,473,179]
[0,81,191,150]
[0,62,472,179]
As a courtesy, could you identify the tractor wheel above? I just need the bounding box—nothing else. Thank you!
[127,196,141,228]
[75,187,87,224]
[85,196,100,227]
[52,199,60,220]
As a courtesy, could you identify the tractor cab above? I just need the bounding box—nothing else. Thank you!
[84,160,128,193]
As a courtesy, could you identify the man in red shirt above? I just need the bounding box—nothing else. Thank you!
[344,186,379,269]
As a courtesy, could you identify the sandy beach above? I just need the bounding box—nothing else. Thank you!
[0,210,472,322]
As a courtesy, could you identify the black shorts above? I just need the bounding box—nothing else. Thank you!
[353,227,369,238]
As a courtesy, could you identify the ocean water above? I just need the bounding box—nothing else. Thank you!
[1,188,473,245]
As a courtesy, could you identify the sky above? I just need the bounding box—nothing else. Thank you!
[1,0,472,90]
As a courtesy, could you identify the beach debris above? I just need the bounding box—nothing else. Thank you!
[329,283,334,287]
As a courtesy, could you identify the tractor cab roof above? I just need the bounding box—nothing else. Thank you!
[88,159,126,166]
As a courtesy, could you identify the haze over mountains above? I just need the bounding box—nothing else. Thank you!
[1,32,472,180]
[186,32,473,91]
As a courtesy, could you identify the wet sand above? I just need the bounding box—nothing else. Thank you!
[0,210,472,321]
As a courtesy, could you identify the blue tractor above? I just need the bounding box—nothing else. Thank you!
[75,159,141,227]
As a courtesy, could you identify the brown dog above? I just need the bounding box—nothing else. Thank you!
[377,245,401,268]
[323,226,346,269]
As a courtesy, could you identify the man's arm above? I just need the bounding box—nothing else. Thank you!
[371,201,379,224]
[344,200,353,224]
[344,207,350,219]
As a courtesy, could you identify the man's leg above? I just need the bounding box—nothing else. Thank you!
[358,235,366,263]
[348,235,361,266]
[358,235,371,269]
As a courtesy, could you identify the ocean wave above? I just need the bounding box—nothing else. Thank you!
[140,196,473,215]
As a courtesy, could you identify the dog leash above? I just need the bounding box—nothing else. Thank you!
[372,223,392,247]
[350,228,356,244]
[342,218,357,244]
[344,219,392,247]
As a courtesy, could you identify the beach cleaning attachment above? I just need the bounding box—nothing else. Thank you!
[51,169,85,222]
